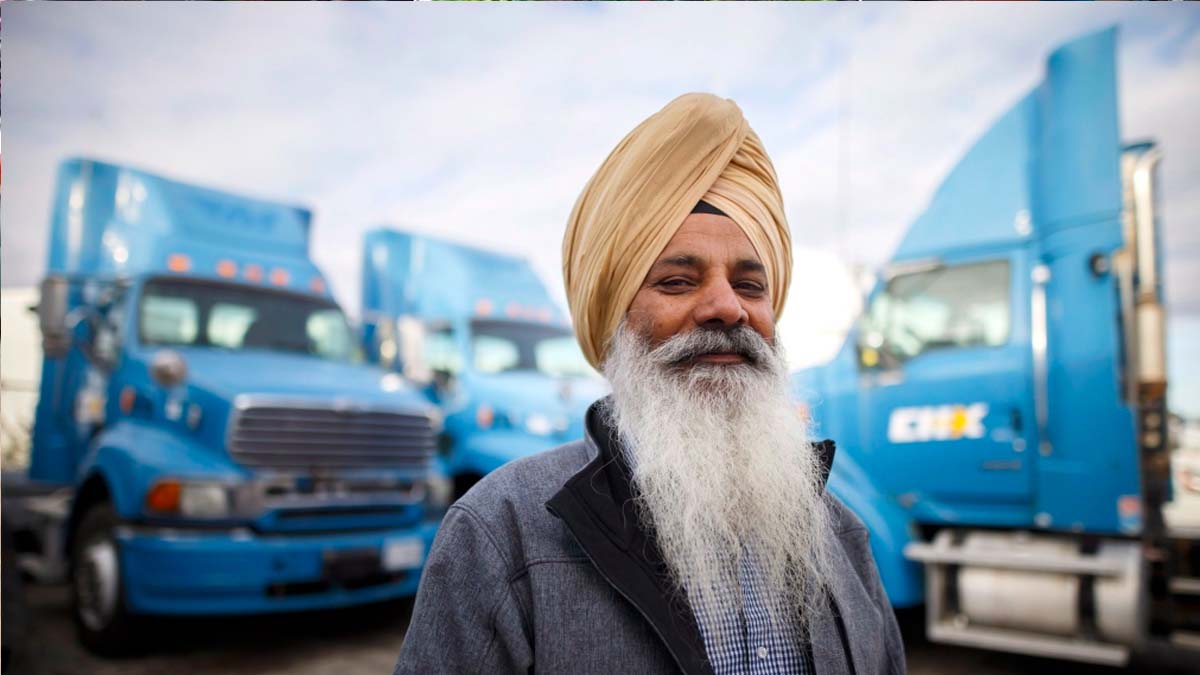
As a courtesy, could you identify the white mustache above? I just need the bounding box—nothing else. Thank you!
[647,325,774,370]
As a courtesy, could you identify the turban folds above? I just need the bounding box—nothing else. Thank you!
[562,93,792,370]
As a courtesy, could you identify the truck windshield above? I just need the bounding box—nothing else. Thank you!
[865,260,1011,362]
[139,279,359,363]
[469,320,595,378]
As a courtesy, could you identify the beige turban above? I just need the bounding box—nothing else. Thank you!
[562,93,792,370]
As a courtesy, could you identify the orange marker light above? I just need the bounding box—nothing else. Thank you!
[476,404,495,430]
[244,263,263,282]
[119,386,137,414]
[145,480,182,513]
[167,254,192,273]
[216,260,237,278]
[505,302,521,318]
[475,298,493,317]
[310,277,326,294]
[270,268,290,286]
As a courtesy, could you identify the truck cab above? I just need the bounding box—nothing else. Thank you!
[360,229,606,498]
[793,28,1198,663]
[26,159,447,654]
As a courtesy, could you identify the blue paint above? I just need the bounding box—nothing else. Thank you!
[795,28,1150,607]
[119,522,438,615]
[28,158,441,617]
[43,159,319,290]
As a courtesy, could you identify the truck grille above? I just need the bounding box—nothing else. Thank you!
[229,402,435,470]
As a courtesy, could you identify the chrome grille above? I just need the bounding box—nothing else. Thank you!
[229,402,435,470]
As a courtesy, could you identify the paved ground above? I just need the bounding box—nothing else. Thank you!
[6,584,1197,675]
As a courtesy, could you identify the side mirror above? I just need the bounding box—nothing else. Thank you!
[150,349,188,388]
[38,276,71,357]
[372,316,398,368]
[91,323,120,372]
[857,330,884,370]
[858,345,882,370]
[397,316,433,386]
[432,369,456,394]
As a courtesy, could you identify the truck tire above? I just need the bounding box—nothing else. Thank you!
[71,503,140,656]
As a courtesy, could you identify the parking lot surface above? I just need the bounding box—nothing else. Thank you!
[8,584,1197,675]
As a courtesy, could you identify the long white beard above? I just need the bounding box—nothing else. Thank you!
[602,322,835,644]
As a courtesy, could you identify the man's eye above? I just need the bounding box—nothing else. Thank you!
[737,282,766,294]
[657,278,694,290]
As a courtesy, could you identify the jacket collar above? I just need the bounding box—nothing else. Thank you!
[545,398,839,675]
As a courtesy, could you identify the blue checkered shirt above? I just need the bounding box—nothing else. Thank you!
[690,547,813,675]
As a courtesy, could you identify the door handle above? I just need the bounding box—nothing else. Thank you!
[1008,408,1028,453]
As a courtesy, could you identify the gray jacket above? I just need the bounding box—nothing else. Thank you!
[395,404,905,675]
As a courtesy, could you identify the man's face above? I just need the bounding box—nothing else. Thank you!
[606,215,834,635]
[626,213,775,363]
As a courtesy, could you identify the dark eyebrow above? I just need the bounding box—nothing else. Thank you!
[650,254,703,272]
[648,255,766,276]
[735,259,766,275]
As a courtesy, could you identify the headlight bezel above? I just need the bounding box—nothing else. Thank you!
[179,483,232,518]
[144,478,238,520]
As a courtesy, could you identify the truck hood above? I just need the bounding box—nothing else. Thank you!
[176,349,422,407]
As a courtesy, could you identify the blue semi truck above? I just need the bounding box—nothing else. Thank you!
[360,228,605,498]
[6,159,448,655]
[795,29,1199,664]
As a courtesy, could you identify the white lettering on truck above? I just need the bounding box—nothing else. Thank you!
[887,403,989,443]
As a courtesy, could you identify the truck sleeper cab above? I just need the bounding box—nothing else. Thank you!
[793,28,1198,664]
[29,159,447,655]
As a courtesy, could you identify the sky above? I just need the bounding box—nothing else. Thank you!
[2,3,1199,414]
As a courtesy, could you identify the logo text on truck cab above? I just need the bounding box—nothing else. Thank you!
[887,403,989,443]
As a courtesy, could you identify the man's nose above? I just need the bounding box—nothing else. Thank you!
[693,278,748,329]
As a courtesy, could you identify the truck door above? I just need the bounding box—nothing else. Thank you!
[857,252,1037,526]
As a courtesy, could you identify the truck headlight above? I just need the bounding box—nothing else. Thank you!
[145,479,232,518]
[180,484,231,518]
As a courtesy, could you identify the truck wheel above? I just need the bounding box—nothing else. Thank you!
[71,503,140,656]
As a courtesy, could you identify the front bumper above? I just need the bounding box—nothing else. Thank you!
[116,521,439,615]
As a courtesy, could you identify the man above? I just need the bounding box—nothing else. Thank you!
[395,93,904,675]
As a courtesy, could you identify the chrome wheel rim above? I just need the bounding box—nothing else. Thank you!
[75,537,119,631]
